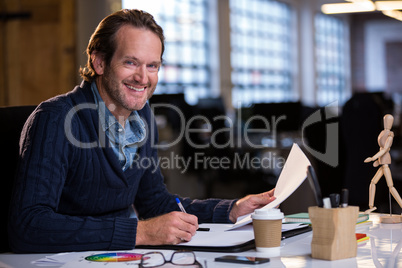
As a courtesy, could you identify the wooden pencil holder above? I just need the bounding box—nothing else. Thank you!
[308,206,359,261]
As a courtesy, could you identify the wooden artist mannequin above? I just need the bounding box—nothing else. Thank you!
[364,114,402,222]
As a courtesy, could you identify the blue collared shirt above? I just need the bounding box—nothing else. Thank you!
[91,82,146,171]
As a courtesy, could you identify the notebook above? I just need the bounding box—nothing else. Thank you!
[284,212,369,224]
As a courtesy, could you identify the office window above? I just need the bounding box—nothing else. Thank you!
[230,0,294,108]
[122,0,210,104]
[315,14,347,106]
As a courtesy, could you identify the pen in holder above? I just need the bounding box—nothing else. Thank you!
[308,206,359,261]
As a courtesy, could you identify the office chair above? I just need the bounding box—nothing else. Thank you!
[341,92,393,211]
[0,105,36,252]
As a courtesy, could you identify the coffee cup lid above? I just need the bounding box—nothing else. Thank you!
[251,208,284,220]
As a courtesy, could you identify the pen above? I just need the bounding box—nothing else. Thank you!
[323,197,331,209]
[175,197,210,232]
[329,193,340,208]
[175,197,187,213]
[341,189,349,208]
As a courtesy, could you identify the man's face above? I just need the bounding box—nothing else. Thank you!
[93,25,162,118]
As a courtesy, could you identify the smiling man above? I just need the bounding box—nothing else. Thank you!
[8,9,275,253]
[93,25,161,118]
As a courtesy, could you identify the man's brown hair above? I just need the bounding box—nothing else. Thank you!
[79,9,165,82]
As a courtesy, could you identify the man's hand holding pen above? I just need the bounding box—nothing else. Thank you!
[136,211,199,245]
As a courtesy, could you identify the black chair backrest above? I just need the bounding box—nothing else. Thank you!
[341,92,392,210]
[0,105,36,252]
[251,102,302,132]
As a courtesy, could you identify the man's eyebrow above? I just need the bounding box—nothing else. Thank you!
[150,60,162,66]
[124,56,161,65]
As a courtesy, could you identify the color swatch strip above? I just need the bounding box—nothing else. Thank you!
[85,253,142,262]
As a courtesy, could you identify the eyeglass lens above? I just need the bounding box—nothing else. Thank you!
[141,251,196,267]
[171,252,196,265]
[141,252,165,267]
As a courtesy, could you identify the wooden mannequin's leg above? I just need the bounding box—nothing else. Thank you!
[365,167,384,213]
[383,165,402,209]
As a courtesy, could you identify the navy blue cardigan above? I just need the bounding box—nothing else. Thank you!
[8,81,235,253]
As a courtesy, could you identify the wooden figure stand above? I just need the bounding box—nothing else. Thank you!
[364,114,402,223]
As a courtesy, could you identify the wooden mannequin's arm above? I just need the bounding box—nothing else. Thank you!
[364,134,394,163]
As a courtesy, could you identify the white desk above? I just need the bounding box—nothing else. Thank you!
[1,214,401,267]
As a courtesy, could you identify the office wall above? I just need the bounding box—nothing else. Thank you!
[0,0,76,106]
[365,20,402,92]
[350,13,402,93]
[0,0,121,107]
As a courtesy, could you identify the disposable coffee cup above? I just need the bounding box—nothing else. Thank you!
[251,208,284,254]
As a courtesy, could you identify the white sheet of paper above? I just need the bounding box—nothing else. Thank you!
[230,143,311,229]
[180,230,254,247]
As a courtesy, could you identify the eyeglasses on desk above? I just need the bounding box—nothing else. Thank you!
[139,251,203,267]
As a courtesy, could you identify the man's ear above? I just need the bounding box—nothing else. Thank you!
[91,51,105,75]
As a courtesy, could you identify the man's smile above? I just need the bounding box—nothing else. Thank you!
[125,83,146,92]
